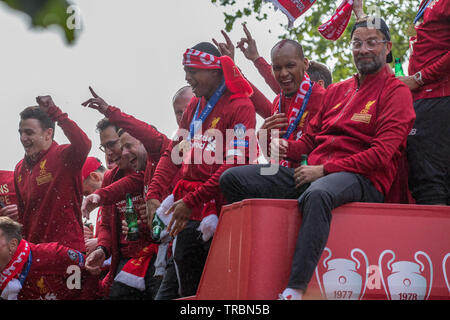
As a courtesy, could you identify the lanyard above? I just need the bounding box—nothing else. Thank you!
[279,80,313,139]
[18,251,32,286]
[413,0,432,24]
[189,81,226,141]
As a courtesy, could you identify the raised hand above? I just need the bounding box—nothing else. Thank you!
[352,0,366,20]
[81,86,109,114]
[36,95,57,112]
[212,29,235,60]
[236,23,261,62]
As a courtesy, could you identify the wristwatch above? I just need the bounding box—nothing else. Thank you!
[96,245,109,257]
[413,71,424,86]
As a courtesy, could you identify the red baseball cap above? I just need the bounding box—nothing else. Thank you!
[82,157,102,181]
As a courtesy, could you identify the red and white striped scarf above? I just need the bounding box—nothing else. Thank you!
[114,243,158,291]
[0,239,30,299]
[183,49,253,99]
[278,72,312,168]
[264,0,317,27]
[318,0,354,41]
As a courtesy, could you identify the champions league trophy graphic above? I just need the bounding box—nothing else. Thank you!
[443,253,450,294]
[315,247,369,300]
[378,250,433,300]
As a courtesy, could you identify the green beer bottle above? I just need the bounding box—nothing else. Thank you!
[125,193,139,241]
[297,154,310,194]
[152,213,166,242]
[300,154,308,166]
[395,58,405,77]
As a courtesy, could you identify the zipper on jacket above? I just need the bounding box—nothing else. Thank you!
[327,87,359,162]
[333,87,359,126]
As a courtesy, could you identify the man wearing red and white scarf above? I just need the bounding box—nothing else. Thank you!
[255,39,326,168]
[0,217,98,300]
[145,42,256,298]
[212,30,325,167]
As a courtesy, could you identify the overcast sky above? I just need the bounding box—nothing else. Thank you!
[0,0,291,171]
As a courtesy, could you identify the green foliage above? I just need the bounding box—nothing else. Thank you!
[210,0,417,81]
[0,0,78,44]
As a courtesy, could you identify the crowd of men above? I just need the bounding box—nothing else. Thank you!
[0,0,448,300]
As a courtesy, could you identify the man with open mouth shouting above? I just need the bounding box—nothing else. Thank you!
[145,42,257,298]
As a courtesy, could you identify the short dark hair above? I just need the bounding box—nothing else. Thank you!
[0,217,22,242]
[20,106,55,136]
[271,39,304,60]
[307,61,333,88]
[192,42,222,57]
[96,117,119,133]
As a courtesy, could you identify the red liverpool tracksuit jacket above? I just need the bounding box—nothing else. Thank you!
[94,166,145,295]
[93,106,170,294]
[14,106,91,252]
[18,242,98,300]
[147,89,257,220]
[408,0,450,101]
[250,77,326,168]
[286,65,416,197]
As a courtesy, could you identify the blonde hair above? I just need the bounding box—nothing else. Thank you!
[0,217,22,242]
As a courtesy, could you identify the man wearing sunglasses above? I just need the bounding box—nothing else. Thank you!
[220,16,416,299]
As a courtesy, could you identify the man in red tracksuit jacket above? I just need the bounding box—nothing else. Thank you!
[248,40,326,168]
[212,28,325,169]
[77,117,138,297]
[83,86,193,300]
[14,96,91,253]
[399,0,450,205]
[0,217,98,300]
[145,42,257,298]
[81,92,170,299]
[220,17,416,300]
[87,161,143,298]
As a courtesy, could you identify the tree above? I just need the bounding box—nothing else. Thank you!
[0,0,79,44]
[210,0,417,81]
